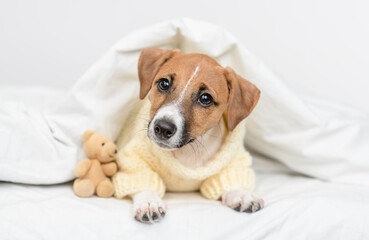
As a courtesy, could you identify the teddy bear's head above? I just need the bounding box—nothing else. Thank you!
[82,130,117,163]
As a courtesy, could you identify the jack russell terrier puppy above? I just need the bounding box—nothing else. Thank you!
[113,48,263,224]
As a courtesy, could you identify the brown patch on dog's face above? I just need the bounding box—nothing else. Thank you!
[138,48,260,150]
[149,54,229,137]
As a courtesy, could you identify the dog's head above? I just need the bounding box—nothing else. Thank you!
[138,48,260,150]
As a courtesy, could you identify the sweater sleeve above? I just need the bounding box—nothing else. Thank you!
[112,141,165,199]
[200,147,255,200]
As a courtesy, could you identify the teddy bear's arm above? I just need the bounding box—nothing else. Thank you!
[101,162,117,176]
[75,158,91,178]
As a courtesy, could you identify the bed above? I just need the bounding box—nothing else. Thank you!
[1,157,368,239]
[1,19,369,239]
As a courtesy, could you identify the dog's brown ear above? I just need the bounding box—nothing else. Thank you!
[138,48,180,99]
[224,67,260,131]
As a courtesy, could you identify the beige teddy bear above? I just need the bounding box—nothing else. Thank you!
[73,130,117,198]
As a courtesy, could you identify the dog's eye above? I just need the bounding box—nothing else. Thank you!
[157,78,171,92]
[198,93,213,107]
[101,143,105,146]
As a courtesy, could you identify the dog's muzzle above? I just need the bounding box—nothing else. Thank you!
[148,104,190,150]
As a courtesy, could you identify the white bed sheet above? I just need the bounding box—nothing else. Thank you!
[1,168,368,240]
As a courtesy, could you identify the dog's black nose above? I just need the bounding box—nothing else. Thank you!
[154,120,177,140]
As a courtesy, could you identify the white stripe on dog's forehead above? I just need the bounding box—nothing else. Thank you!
[176,65,200,103]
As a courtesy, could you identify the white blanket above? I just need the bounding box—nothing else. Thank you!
[1,18,368,185]
[1,168,368,239]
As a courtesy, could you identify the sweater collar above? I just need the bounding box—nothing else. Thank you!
[149,118,246,180]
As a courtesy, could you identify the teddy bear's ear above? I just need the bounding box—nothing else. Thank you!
[83,130,94,142]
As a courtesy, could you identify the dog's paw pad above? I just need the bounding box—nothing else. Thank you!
[142,212,150,222]
[151,211,158,220]
[134,204,165,224]
[159,207,166,217]
[133,191,167,224]
[223,189,264,214]
[233,203,242,212]
[243,201,262,213]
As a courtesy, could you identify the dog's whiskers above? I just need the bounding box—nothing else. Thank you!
[134,116,150,122]
[186,133,212,163]
[196,136,209,158]
[133,128,148,136]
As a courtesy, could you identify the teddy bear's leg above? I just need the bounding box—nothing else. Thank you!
[73,178,95,197]
[96,178,115,198]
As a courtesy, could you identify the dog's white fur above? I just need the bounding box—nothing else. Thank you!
[222,188,264,212]
[177,65,200,103]
[131,191,166,223]
[173,117,225,168]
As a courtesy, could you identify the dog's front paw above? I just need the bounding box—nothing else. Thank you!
[222,189,264,213]
[131,191,166,224]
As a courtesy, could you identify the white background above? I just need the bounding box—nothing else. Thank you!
[1,0,368,112]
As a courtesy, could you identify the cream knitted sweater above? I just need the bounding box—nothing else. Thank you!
[112,100,255,200]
